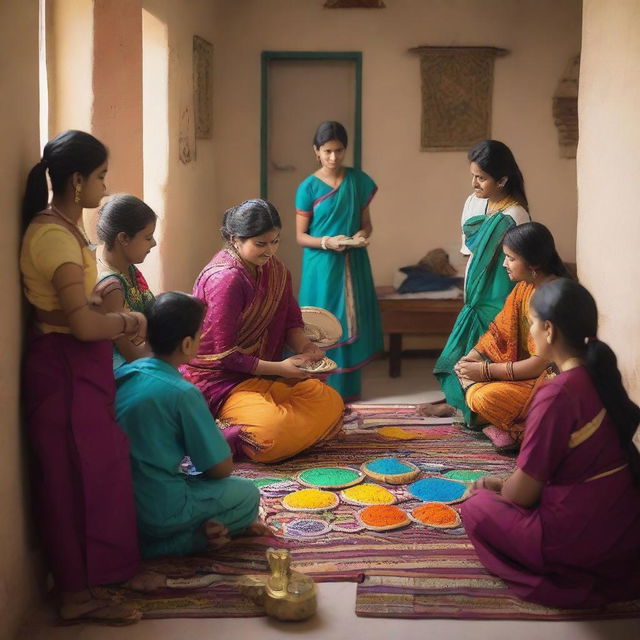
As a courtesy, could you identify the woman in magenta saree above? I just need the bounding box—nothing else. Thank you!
[461,279,640,608]
[20,131,154,623]
[181,200,344,463]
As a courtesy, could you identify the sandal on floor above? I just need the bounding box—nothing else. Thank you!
[482,426,519,454]
[58,602,142,626]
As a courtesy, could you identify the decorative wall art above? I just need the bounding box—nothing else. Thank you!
[409,46,508,151]
[193,35,213,139]
[324,0,385,8]
[553,55,580,159]
[178,104,195,164]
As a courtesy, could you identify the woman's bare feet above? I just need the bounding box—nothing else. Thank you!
[204,520,231,549]
[59,591,141,626]
[239,520,274,538]
[416,402,457,417]
[124,570,166,592]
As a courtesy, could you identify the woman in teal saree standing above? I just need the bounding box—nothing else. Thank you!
[296,121,383,399]
[429,140,530,424]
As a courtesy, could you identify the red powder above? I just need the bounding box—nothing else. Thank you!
[412,502,459,526]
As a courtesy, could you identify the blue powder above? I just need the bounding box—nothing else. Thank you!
[407,477,466,502]
[366,457,413,475]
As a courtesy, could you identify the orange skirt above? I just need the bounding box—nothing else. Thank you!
[218,377,344,463]
[465,379,537,440]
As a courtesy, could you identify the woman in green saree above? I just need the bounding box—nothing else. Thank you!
[95,194,157,368]
[425,140,531,424]
[295,121,383,400]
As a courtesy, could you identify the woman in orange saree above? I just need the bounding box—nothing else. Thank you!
[181,200,344,463]
[454,223,569,450]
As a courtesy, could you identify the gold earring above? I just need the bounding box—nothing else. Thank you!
[546,335,552,344]
[531,269,537,281]
[74,184,82,204]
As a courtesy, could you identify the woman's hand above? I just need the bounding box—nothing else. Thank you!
[125,312,147,346]
[300,342,325,363]
[454,358,485,382]
[472,475,504,493]
[325,235,349,252]
[351,230,369,247]
[278,356,311,380]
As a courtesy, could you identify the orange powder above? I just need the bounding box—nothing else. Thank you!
[360,505,408,527]
[412,502,459,526]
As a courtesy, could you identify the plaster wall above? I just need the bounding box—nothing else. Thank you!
[0,3,43,638]
[142,0,219,293]
[212,0,581,286]
[578,0,640,403]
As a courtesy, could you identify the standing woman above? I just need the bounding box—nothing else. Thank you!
[95,194,157,368]
[461,279,640,607]
[428,140,530,420]
[20,131,154,623]
[295,121,383,400]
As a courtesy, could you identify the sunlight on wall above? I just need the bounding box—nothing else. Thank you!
[142,7,168,293]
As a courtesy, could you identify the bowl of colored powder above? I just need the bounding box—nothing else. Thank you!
[282,488,339,512]
[361,457,421,485]
[357,505,410,531]
[340,483,397,506]
[297,466,364,490]
[407,477,467,504]
[410,502,461,529]
[284,518,331,538]
[443,469,488,484]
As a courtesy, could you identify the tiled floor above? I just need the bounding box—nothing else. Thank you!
[19,358,640,640]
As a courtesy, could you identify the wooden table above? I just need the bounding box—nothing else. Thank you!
[377,287,463,377]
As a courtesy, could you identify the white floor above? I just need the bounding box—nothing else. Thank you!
[19,358,640,640]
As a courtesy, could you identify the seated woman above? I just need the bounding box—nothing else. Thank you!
[95,194,157,368]
[115,292,266,558]
[181,199,344,463]
[453,222,569,451]
[461,279,640,608]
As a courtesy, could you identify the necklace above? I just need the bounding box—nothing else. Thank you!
[99,257,134,284]
[487,197,518,215]
[316,167,344,189]
[48,204,93,247]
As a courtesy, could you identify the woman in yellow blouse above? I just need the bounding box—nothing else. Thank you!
[20,130,158,624]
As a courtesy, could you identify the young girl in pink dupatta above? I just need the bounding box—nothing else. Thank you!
[181,199,344,463]
[20,131,162,624]
[461,279,640,608]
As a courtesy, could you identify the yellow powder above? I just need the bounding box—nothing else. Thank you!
[342,483,396,505]
[283,488,337,510]
[377,427,419,440]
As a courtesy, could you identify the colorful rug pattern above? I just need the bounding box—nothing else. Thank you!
[112,405,640,620]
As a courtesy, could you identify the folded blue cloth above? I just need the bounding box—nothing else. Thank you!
[397,267,461,294]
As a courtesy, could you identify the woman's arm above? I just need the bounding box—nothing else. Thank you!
[352,206,372,241]
[455,354,548,383]
[52,263,145,342]
[295,213,348,251]
[501,468,543,507]
[98,278,151,361]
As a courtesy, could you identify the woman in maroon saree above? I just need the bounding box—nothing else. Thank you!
[461,279,640,607]
[181,200,344,463]
[20,131,157,624]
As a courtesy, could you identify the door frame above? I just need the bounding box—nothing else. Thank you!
[260,50,363,199]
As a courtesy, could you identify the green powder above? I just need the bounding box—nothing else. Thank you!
[252,477,288,488]
[443,470,487,483]
[299,467,360,487]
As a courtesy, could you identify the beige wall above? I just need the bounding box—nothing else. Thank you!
[142,0,219,293]
[212,0,582,285]
[578,0,640,403]
[0,3,43,639]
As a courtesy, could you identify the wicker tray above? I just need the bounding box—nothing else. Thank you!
[361,458,421,485]
[339,483,397,506]
[282,489,340,512]
[296,466,364,490]
[410,502,461,529]
[357,505,411,531]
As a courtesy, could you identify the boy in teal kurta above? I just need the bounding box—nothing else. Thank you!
[115,292,262,558]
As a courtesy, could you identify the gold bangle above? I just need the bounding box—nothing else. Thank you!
[506,361,515,381]
[321,236,329,250]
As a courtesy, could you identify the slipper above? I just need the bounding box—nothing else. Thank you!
[482,426,519,454]
[58,602,142,626]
